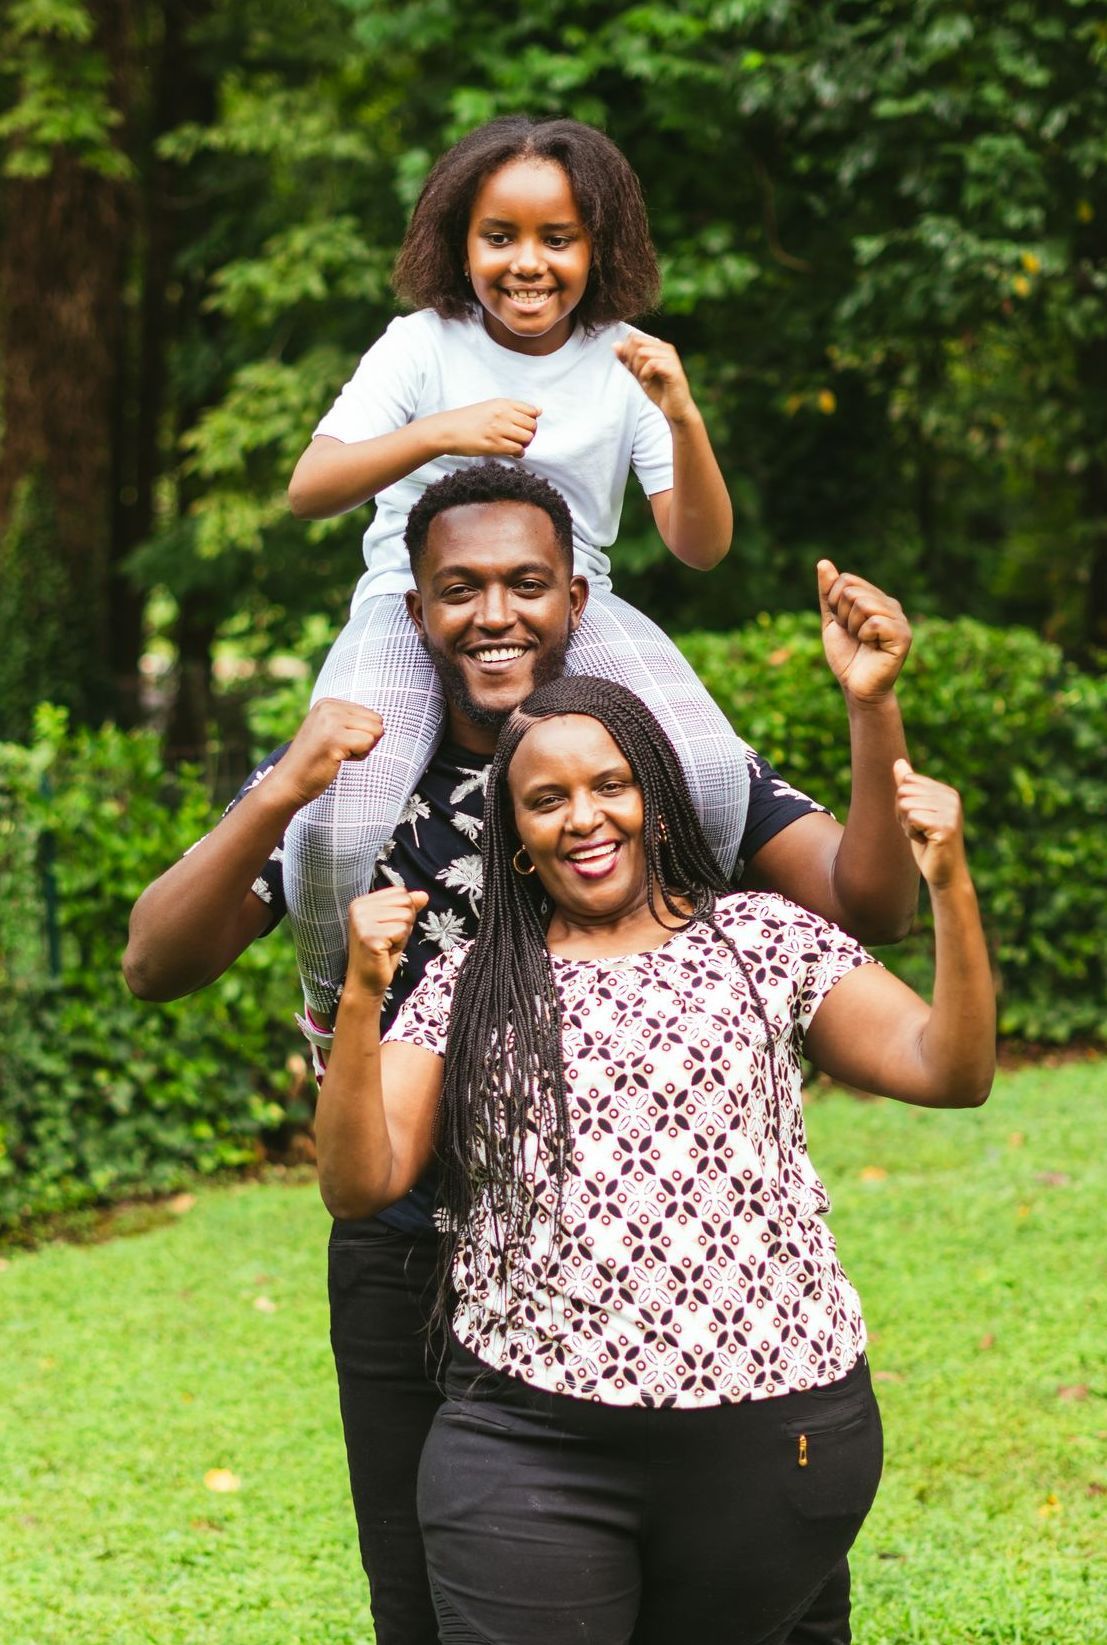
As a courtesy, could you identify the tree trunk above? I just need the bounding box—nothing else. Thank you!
[1077,324,1107,663]
[164,591,218,764]
[111,0,208,727]
[0,5,131,740]
[0,151,127,738]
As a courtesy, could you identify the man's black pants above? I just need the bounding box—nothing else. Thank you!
[328,1219,855,1645]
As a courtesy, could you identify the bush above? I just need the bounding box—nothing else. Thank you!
[2,615,1103,1230]
[679,615,1107,1042]
[0,707,305,1234]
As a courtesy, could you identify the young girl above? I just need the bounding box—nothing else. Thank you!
[286,115,746,1024]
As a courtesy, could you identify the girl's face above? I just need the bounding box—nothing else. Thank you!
[508,715,649,923]
[465,158,592,356]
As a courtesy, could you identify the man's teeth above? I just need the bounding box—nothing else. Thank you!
[568,843,618,862]
[473,646,526,662]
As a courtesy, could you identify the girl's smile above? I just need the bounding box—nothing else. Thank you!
[466,158,592,357]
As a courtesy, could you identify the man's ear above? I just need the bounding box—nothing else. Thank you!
[405,587,425,636]
[568,574,589,633]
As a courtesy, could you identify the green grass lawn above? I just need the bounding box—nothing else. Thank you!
[1,1061,1103,1645]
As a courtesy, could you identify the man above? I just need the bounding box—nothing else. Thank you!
[125,461,918,1645]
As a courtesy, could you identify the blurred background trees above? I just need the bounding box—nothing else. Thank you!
[3,1,1106,1221]
[2,0,1106,752]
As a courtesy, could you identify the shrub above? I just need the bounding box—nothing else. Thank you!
[2,614,1103,1230]
[679,615,1107,1042]
[0,708,305,1234]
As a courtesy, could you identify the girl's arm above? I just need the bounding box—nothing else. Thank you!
[802,762,996,1108]
[615,330,733,570]
[288,399,541,520]
[314,887,443,1219]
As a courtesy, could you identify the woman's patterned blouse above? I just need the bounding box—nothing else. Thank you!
[386,892,878,1409]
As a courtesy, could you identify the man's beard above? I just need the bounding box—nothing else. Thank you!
[423,626,572,731]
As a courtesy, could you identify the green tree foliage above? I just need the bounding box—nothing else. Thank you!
[162,0,1107,674]
[2,2,1105,743]
[682,611,1107,1041]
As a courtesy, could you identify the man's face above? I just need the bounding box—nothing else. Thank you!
[406,501,588,750]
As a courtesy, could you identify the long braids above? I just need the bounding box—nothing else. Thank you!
[435,676,790,1317]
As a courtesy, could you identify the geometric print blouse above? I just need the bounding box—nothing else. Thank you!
[387,892,878,1408]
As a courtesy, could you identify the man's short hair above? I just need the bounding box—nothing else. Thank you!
[404,462,575,582]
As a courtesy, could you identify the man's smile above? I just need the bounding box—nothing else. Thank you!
[465,643,532,672]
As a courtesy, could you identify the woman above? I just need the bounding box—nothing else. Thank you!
[317,676,995,1645]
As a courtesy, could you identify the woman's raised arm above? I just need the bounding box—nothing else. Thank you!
[803,762,996,1109]
[315,888,443,1218]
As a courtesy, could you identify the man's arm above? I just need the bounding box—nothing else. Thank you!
[743,562,919,945]
[122,700,384,1000]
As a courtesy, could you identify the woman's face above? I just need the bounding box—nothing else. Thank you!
[508,715,648,921]
[465,158,592,356]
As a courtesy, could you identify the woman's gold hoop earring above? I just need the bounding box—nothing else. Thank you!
[512,848,537,876]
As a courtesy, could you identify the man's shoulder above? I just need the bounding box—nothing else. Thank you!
[423,740,492,793]
[730,747,829,884]
[221,743,291,817]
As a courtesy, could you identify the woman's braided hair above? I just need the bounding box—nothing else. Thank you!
[435,675,785,1297]
[393,116,660,331]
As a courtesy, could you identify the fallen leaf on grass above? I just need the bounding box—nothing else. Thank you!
[253,1295,278,1314]
[1035,1171,1070,1188]
[859,1166,887,1182]
[1016,1204,1031,1219]
[1056,1384,1089,1403]
[978,1334,996,1351]
[203,1469,240,1494]
[873,1370,905,1384]
[253,1273,272,1286]
[1037,1493,1061,1517]
[1007,1131,1025,1148]
[191,1518,224,1533]
[0,1257,10,1272]
[1086,1482,1105,1497]
[168,1193,196,1215]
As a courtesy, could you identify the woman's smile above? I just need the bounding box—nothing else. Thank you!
[563,838,622,879]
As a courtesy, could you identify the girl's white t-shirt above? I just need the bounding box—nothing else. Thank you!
[314,310,675,611]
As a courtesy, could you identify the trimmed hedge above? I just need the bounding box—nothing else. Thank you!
[680,615,1107,1042]
[1,617,1104,1231]
[0,708,305,1235]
